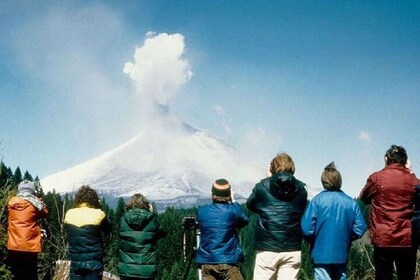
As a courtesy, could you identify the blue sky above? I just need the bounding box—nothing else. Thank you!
[1,1,419,197]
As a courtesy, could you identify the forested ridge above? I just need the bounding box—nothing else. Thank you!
[0,160,418,279]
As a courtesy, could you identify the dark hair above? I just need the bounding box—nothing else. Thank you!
[270,153,295,175]
[126,193,150,210]
[211,195,231,203]
[74,185,101,209]
[321,162,342,190]
[385,145,408,165]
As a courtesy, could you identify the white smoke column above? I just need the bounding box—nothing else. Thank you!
[123,32,193,106]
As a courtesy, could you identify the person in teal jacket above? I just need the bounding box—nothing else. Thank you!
[247,153,307,280]
[118,193,165,280]
[301,162,367,280]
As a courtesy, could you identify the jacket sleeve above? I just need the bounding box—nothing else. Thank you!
[101,214,112,235]
[233,203,249,228]
[246,185,258,213]
[150,215,167,240]
[38,204,49,219]
[352,201,367,240]
[359,174,376,204]
[300,200,316,243]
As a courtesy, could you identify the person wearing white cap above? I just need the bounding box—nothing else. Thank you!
[7,180,48,280]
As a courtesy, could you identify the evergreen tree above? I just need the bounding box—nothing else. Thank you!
[23,170,33,181]
[115,197,126,224]
[13,166,22,186]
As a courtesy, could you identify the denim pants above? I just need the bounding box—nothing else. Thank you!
[313,263,347,280]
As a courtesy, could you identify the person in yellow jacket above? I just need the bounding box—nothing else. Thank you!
[7,180,48,280]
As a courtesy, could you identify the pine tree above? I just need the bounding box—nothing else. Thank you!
[23,170,33,181]
[13,166,22,186]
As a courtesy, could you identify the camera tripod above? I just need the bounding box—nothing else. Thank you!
[182,217,202,280]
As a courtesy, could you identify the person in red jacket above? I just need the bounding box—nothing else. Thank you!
[359,145,420,280]
[7,180,48,280]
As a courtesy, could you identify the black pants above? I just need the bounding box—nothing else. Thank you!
[70,260,103,280]
[373,246,417,280]
[7,250,38,280]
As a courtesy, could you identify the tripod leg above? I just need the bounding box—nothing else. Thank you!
[182,249,196,280]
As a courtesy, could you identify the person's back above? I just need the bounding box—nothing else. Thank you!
[361,163,417,246]
[64,185,111,280]
[359,145,420,280]
[196,203,248,264]
[195,179,249,280]
[302,190,365,264]
[7,180,48,280]
[246,153,307,280]
[301,162,366,280]
[247,172,307,251]
[118,193,165,280]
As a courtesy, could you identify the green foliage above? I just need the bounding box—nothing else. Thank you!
[12,167,22,186]
[23,170,33,181]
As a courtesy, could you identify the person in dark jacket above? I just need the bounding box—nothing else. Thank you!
[301,162,367,280]
[64,185,112,280]
[359,145,420,280]
[196,178,249,280]
[247,152,307,280]
[7,180,48,280]
[118,193,165,280]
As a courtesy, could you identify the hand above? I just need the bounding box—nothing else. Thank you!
[148,204,154,212]
[230,189,236,203]
[406,159,413,174]
[266,164,272,177]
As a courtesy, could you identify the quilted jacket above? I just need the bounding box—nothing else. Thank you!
[195,202,249,265]
[118,208,165,278]
[247,172,307,252]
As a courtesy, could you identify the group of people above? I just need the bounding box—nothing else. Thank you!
[6,184,165,280]
[5,144,420,280]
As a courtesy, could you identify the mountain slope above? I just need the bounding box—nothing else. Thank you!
[41,123,265,204]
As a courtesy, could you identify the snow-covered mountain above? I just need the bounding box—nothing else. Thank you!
[41,122,265,207]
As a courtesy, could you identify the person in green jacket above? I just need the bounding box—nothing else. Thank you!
[118,193,166,280]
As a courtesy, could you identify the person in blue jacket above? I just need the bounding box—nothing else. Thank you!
[301,162,367,280]
[195,178,249,280]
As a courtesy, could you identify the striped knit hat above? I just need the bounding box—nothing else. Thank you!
[211,178,231,198]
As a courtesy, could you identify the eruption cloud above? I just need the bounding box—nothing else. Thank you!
[123,32,193,107]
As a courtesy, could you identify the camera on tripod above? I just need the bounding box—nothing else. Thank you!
[182,216,198,231]
[182,216,201,280]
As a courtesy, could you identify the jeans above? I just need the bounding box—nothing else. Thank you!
[314,263,347,280]
[201,264,243,280]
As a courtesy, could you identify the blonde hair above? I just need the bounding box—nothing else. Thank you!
[126,193,150,210]
[270,153,295,175]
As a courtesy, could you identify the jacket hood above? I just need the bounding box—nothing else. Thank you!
[266,172,299,201]
[124,208,154,231]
